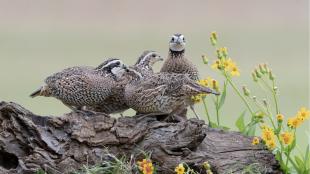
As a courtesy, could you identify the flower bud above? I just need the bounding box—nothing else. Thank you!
[259,64,266,74]
[255,111,265,119]
[202,55,209,64]
[210,37,217,46]
[242,85,250,96]
[263,63,269,72]
[252,72,258,82]
[203,161,211,170]
[269,70,275,80]
[216,49,223,59]
[273,86,278,93]
[221,47,228,58]
[276,114,284,122]
[211,31,217,41]
[255,69,262,78]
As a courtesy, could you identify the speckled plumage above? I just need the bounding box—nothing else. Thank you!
[30,58,126,111]
[85,51,163,114]
[160,34,199,81]
[124,70,218,114]
[160,50,199,80]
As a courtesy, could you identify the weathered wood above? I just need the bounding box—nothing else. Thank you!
[0,101,282,174]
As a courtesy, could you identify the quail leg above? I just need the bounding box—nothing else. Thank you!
[189,105,200,120]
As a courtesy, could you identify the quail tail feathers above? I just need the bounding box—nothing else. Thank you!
[186,82,220,96]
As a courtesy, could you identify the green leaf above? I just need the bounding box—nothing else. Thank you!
[294,156,305,170]
[235,110,246,132]
[304,145,309,168]
[218,81,227,109]
[246,124,256,136]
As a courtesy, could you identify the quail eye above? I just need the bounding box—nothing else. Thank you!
[171,37,175,42]
[152,54,156,57]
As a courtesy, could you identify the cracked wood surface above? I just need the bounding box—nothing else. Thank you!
[0,101,282,174]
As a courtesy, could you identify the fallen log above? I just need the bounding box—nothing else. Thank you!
[0,101,282,174]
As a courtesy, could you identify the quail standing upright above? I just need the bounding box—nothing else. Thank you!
[85,51,163,115]
[160,33,201,118]
[124,68,219,120]
[160,34,199,80]
[30,58,128,112]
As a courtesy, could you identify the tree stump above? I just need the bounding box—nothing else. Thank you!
[0,101,282,174]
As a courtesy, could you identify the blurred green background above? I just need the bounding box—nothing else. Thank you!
[0,0,308,149]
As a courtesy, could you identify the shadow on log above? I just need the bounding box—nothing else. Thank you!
[0,101,282,174]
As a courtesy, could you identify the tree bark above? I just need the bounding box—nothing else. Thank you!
[0,101,282,174]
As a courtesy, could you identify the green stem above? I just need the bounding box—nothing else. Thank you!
[260,77,273,91]
[272,79,280,114]
[202,97,212,124]
[285,129,296,168]
[216,96,220,126]
[287,154,299,172]
[225,74,255,116]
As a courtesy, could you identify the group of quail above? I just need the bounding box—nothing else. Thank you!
[31,34,219,120]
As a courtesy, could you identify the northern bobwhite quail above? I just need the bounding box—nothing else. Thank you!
[30,58,127,112]
[124,68,219,120]
[85,51,163,115]
[160,33,199,80]
[160,33,202,118]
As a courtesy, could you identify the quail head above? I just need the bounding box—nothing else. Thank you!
[84,50,163,115]
[132,50,163,77]
[30,58,128,112]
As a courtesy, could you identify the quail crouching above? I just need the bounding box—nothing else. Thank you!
[124,68,219,121]
[30,58,128,114]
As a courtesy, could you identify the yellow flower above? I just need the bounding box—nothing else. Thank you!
[198,79,209,87]
[287,116,302,128]
[266,140,276,150]
[280,132,294,145]
[230,65,240,76]
[261,126,275,142]
[138,159,154,174]
[252,137,260,145]
[175,163,185,174]
[191,95,202,103]
[276,114,284,122]
[211,60,220,70]
[222,58,233,70]
[297,107,310,120]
